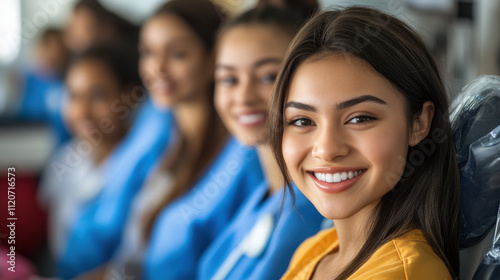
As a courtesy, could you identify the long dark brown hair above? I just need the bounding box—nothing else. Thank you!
[142,0,227,240]
[268,7,461,279]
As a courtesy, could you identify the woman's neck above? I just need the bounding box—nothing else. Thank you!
[93,144,113,166]
[333,201,379,260]
[92,129,127,166]
[256,144,283,194]
[173,95,213,150]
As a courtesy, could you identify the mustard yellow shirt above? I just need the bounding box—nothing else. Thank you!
[281,228,452,280]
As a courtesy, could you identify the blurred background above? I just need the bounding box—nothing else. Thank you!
[2,0,500,186]
[2,0,500,173]
[0,0,499,277]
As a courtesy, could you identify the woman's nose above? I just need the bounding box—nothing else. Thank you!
[146,54,169,78]
[234,78,258,105]
[312,124,350,162]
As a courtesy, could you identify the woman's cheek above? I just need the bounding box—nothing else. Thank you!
[282,132,309,178]
[214,91,230,126]
[362,123,408,190]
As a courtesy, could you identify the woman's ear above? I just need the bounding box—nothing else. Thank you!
[409,101,434,146]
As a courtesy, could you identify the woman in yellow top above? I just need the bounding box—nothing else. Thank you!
[268,6,461,280]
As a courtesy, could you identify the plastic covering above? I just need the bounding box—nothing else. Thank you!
[472,204,500,279]
[483,205,500,265]
[450,75,500,279]
[450,75,500,248]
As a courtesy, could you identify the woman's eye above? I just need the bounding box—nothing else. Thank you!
[347,115,376,124]
[289,118,315,127]
[91,90,108,101]
[261,74,277,84]
[172,51,187,59]
[219,76,236,86]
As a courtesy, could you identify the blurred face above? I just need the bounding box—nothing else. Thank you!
[65,8,98,53]
[65,60,128,146]
[139,14,214,108]
[282,54,410,220]
[215,25,291,145]
[36,34,68,74]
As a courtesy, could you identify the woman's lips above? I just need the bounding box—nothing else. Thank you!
[154,79,175,95]
[76,121,98,133]
[307,169,367,194]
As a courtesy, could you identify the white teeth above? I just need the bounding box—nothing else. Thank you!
[156,80,173,90]
[238,114,265,125]
[333,173,341,183]
[326,173,333,183]
[313,170,364,183]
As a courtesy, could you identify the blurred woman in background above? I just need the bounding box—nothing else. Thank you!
[197,6,324,280]
[39,42,141,275]
[16,28,71,145]
[137,1,265,279]
[69,0,263,279]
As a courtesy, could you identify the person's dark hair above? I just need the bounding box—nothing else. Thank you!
[39,27,69,74]
[218,4,306,41]
[152,0,224,53]
[73,0,139,46]
[143,0,226,240]
[68,42,141,89]
[40,27,63,43]
[268,6,461,279]
[257,0,318,18]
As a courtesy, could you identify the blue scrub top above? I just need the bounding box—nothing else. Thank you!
[18,71,70,145]
[18,70,58,120]
[143,137,265,280]
[57,98,174,279]
[198,182,324,280]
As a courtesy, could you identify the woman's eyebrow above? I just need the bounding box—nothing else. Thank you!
[284,95,387,112]
[284,101,316,112]
[337,95,387,110]
[217,57,282,71]
[215,64,234,70]
[254,57,282,68]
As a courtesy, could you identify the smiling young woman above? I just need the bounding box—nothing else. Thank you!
[269,6,461,280]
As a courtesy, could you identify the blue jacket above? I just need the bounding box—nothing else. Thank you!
[198,182,324,280]
[143,137,265,280]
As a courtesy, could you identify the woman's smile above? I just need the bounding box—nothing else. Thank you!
[235,111,267,127]
[307,168,367,194]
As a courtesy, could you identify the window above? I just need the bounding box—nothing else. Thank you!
[0,0,22,65]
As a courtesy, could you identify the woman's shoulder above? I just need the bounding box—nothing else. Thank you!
[351,229,452,280]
